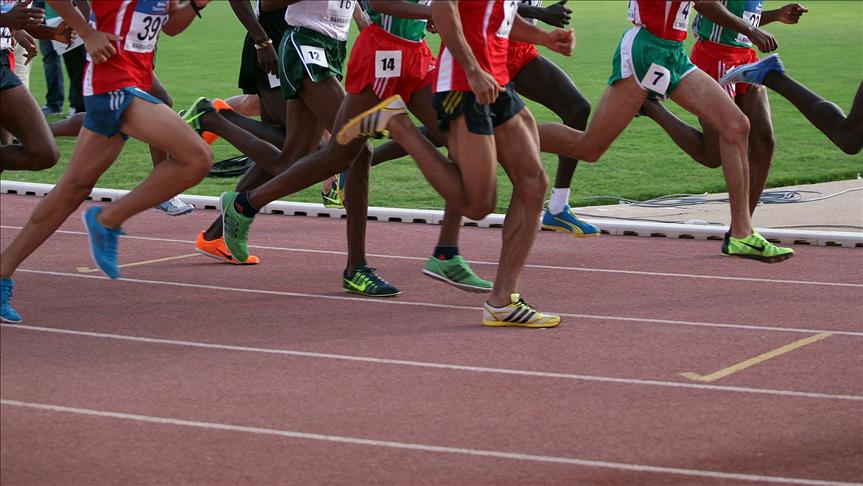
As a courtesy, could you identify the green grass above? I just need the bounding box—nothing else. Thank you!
[8,1,862,212]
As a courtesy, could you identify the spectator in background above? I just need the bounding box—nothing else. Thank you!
[33,0,63,115]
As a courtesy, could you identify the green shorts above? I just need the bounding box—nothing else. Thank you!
[278,25,347,100]
[608,27,697,99]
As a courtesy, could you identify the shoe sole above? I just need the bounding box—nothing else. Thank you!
[81,209,120,279]
[343,287,401,298]
[1,315,23,324]
[335,95,404,145]
[422,269,492,293]
[482,319,561,329]
[194,247,259,265]
[722,251,795,264]
[541,224,600,238]
[155,207,194,216]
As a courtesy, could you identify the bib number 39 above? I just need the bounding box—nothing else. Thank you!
[375,50,402,79]
[641,63,671,97]
[125,11,167,53]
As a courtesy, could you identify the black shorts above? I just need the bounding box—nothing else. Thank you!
[238,7,289,95]
[0,50,22,91]
[433,83,525,135]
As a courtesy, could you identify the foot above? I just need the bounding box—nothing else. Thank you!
[180,97,220,145]
[422,255,492,293]
[343,266,401,297]
[482,293,560,328]
[1,278,22,324]
[721,232,794,263]
[195,231,260,265]
[219,192,256,263]
[82,206,124,279]
[321,173,345,209]
[719,54,784,87]
[335,95,407,145]
[155,196,195,216]
[541,205,600,237]
[41,106,62,117]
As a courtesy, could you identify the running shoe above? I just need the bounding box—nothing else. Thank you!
[719,54,784,87]
[335,95,407,145]
[343,266,401,297]
[211,98,233,112]
[321,176,343,209]
[335,170,347,207]
[180,97,220,145]
[482,293,560,328]
[541,205,600,237]
[219,191,256,263]
[155,197,195,216]
[82,206,124,279]
[1,278,22,324]
[194,231,260,265]
[422,255,493,293]
[721,231,794,263]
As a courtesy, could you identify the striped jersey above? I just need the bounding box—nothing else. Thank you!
[364,0,430,42]
[83,0,168,96]
[694,0,764,48]
[435,0,519,92]
[285,0,353,42]
[627,0,694,42]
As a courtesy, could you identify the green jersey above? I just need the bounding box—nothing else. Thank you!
[364,0,431,42]
[694,0,763,48]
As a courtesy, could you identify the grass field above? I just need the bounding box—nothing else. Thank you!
[7,1,862,212]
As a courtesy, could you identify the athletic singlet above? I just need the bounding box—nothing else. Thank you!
[694,0,763,48]
[83,0,168,96]
[253,0,288,40]
[435,0,518,92]
[285,0,353,41]
[627,0,694,42]
[519,0,541,26]
[363,0,429,42]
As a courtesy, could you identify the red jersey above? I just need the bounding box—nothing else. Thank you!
[627,0,694,42]
[434,0,518,92]
[83,0,168,96]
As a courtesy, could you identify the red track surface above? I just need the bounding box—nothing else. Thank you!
[1,193,861,485]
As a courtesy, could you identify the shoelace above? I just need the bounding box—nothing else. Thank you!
[355,267,388,289]
[1,284,12,301]
[103,228,124,260]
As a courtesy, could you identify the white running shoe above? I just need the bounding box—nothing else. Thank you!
[155,197,195,216]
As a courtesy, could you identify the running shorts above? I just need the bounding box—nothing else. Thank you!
[506,40,540,80]
[691,39,759,98]
[238,8,289,95]
[0,50,21,91]
[278,25,346,100]
[609,26,697,99]
[83,87,163,139]
[345,23,436,103]
[433,83,525,136]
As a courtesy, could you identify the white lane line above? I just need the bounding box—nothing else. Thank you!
[17,269,863,337]
[0,400,857,486]
[3,324,861,402]
[2,225,859,288]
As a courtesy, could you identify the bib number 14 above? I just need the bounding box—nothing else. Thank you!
[375,50,402,79]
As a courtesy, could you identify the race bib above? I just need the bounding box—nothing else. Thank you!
[0,28,11,51]
[735,10,763,45]
[375,50,402,78]
[267,72,281,89]
[641,63,671,96]
[496,0,519,39]
[48,17,84,54]
[300,45,328,68]
[673,1,693,32]
[325,0,354,27]
[124,0,169,54]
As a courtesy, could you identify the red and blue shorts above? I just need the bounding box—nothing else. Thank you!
[506,40,540,80]
[691,40,759,98]
[345,24,436,103]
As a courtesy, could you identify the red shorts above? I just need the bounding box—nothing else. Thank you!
[345,23,436,103]
[506,41,540,80]
[690,40,759,98]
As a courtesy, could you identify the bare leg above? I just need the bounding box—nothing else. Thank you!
[48,112,86,138]
[737,85,775,215]
[0,84,59,171]
[147,73,173,168]
[640,99,722,168]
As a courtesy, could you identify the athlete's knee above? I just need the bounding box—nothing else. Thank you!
[180,141,213,181]
[463,190,496,221]
[559,99,591,130]
[580,143,608,163]
[29,140,60,170]
[719,112,750,144]
[834,128,863,155]
[512,166,549,204]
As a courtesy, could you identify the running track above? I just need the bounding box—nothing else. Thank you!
[1,193,861,485]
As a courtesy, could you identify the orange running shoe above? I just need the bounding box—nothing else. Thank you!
[195,231,260,265]
[212,98,233,112]
[180,97,220,145]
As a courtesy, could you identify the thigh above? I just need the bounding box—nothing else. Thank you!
[0,85,55,149]
[257,83,286,127]
[448,116,497,194]
[513,55,589,120]
[280,98,325,160]
[58,128,126,188]
[297,75,345,133]
[737,85,774,147]
[494,107,543,182]
[120,97,206,159]
[671,69,745,132]
[582,77,645,150]
[147,72,173,107]
[406,86,447,146]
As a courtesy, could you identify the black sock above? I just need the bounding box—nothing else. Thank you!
[434,245,459,260]
[235,192,259,217]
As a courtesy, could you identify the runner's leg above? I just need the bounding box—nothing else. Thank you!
[0,85,59,171]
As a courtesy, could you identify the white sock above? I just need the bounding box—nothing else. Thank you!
[548,188,571,214]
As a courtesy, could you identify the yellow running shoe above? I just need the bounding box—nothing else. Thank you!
[335,95,407,145]
[482,293,560,328]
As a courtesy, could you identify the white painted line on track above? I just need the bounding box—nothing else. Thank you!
[3,324,861,401]
[0,399,858,486]
[16,269,863,337]
[3,225,860,288]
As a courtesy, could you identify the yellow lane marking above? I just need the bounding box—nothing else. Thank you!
[680,332,833,383]
[76,253,200,274]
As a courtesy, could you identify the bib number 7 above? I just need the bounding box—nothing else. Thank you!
[641,63,671,97]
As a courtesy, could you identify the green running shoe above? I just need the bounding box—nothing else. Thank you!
[422,255,493,293]
[343,266,400,297]
[722,232,794,263]
[180,97,219,144]
[220,191,255,263]
[321,181,343,209]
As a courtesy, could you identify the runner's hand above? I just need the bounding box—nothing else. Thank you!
[82,30,120,64]
[747,27,778,53]
[777,3,807,24]
[13,30,37,64]
[257,42,279,76]
[52,21,75,44]
[2,3,44,30]
[426,18,437,34]
[467,68,503,105]
[539,0,571,28]
[543,28,574,56]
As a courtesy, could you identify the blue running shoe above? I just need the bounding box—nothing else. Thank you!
[541,205,600,237]
[82,206,124,279]
[1,278,22,323]
[719,54,784,87]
